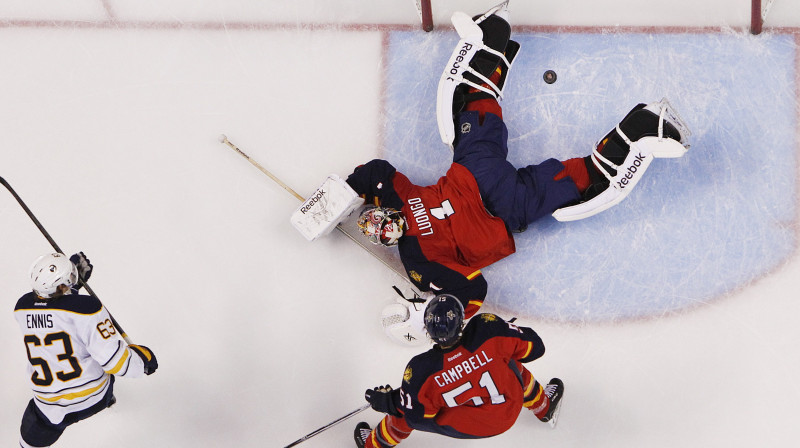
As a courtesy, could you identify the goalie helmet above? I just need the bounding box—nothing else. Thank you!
[29,253,78,299]
[424,294,465,347]
[357,207,405,247]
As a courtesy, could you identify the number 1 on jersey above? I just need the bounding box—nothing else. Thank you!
[430,199,455,220]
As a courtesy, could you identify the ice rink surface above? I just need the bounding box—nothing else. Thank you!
[2,1,800,447]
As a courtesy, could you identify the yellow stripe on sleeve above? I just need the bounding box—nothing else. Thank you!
[522,341,533,359]
[105,348,130,374]
[466,270,481,280]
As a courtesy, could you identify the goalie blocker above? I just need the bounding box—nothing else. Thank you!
[290,175,364,241]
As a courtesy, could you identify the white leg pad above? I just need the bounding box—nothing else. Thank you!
[552,98,691,222]
[436,6,514,148]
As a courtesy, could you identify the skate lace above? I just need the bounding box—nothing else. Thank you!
[543,383,559,399]
[358,428,371,443]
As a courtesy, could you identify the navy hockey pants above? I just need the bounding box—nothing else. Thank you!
[452,111,581,232]
[20,376,116,447]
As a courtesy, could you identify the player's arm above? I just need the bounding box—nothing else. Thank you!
[84,305,157,377]
[345,159,405,209]
[479,314,546,363]
[400,240,487,319]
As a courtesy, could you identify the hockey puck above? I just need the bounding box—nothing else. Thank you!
[543,70,557,84]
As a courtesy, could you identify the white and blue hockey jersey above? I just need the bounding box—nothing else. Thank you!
[14,290,146,424]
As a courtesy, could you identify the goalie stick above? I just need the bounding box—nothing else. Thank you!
[0,176,133,345]
[283,403,370,448]
[218,134,417,288]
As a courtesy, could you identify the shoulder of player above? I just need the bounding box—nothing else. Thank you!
[15,292,103,315]
[461,313,509,343]
[403,348,446,389]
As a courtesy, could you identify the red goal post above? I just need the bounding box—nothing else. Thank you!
[415,0,774,35]
[751,0,775,34]
[413,0,434,32]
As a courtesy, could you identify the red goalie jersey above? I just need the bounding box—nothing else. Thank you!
[346,159,515,318]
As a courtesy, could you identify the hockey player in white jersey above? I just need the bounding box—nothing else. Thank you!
[14,252,158,448]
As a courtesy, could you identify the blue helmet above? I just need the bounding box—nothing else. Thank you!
[424,294,465,347]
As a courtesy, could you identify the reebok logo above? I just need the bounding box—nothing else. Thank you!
[446,43,473,80]
[300,189,325,214]
[615,153,646,189]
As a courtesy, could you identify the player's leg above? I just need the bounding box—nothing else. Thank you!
[437,1,519,147]
[354,415,413,448]
[20,377,117,448]
[552,98,690,221]
[518,364,564,423]
[19,400,65,448]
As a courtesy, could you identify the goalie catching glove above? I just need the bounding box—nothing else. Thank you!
[381,290,434,347]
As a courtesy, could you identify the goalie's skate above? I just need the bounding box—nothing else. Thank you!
[437,1,519,148]
[552,98,691,221]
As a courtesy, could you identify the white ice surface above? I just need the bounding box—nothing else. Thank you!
[2,2,800,448]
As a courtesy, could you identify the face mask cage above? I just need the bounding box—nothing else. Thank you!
[358,208,403,246]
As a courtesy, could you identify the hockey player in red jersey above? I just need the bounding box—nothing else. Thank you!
[14,252,158,448]
[353,294,564,447]
[346,1,690,324]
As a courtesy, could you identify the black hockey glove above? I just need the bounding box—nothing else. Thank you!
[129,344,158,375]
[69,252,93,283]
[364,385,402,417]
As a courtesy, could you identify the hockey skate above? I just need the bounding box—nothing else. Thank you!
[552,98,691,221]
[540,378,564,428]
[354,422,371,448]
[437,0,520,147]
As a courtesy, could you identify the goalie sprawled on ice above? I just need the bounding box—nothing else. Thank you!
[294,0,690,346]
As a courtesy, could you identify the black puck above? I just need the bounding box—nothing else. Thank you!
[543,70,557,84]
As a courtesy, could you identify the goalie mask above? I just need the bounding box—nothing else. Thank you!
[357,207,405,247]
[29,253,78,299]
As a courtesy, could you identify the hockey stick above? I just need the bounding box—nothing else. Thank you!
[218,135,415,286]
[0,176,133,344]
[283,403,371,448]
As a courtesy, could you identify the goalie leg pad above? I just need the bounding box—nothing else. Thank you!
[437,2,518,147]
[552,98,691,222]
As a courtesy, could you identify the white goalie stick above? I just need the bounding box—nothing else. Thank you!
[218,135,416,287]
[283,403,371,447]
[0,176,133,345]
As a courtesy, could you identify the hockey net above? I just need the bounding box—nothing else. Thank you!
[751,0,776,34]
[415,0,775,35]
